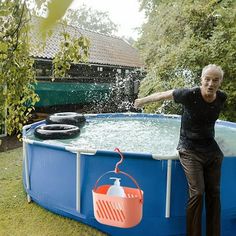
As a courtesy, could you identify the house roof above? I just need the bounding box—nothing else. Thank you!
[30,17,144,68]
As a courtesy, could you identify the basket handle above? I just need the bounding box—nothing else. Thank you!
[118,170,143,203]
[93,170,115,191]
[93,170,143,203]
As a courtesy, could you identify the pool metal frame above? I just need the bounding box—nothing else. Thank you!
[23,141,177,218]
[23,113,236,220]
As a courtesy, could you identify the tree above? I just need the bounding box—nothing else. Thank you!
[0,0,89,137]
[1,0,39,136]
[137,0,236,121]
[64,4,118,36]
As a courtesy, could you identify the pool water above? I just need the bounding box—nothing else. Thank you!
[70,118,180,155]
[215,124,236,156]
[29,117,236,156]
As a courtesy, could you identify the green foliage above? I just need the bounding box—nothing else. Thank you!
[0,0,39,136]
[0,86,5,135]
[52,25,90,79]
[1,0,91,136]
[39,0,73,38]
[139,69,186,113]
[64,5,118,35]
[137,0,236,121]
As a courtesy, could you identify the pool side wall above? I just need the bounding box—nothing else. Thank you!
[22,113,236,236]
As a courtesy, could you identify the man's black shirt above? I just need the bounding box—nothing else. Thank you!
[173,87,227,153]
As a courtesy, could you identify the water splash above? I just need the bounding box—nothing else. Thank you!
[85,72,143,113]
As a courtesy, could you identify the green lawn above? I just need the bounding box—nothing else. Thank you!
[0,148,107,236]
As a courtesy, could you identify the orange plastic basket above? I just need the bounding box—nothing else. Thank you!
[92,148,143,228]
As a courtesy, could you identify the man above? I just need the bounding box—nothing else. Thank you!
[134,64,227,236]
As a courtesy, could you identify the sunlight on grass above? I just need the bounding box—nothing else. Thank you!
[0,148,106,236]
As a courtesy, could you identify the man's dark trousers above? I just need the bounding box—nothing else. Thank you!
[179,149,223,236]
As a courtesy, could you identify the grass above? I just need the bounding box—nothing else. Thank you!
[0,148,107,236]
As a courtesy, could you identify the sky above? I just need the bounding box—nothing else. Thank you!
[69,0,145,39]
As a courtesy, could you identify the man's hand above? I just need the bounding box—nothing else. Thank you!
[134,98,144,108]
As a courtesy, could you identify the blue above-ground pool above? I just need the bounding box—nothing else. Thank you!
[22,113,236,236]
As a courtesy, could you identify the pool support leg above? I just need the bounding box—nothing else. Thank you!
[76,152,81,213]
[165,159,172,218]
[23,140,31,203]
[65,147,97,214]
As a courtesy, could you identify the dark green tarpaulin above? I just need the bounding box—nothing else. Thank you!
[35,82,111,107]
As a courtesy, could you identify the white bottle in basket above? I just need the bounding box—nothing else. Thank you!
[107,177,126,197]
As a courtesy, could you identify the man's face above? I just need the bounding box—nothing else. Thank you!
[201,68,222,96]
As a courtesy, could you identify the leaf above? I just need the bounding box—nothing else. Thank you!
[39,0,73,38]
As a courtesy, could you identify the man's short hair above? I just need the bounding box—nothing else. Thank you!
[201,64,224,80]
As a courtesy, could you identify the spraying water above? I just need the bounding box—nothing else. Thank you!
[85,72,142,113]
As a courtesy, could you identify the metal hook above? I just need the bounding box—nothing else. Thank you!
[114,148,124,173]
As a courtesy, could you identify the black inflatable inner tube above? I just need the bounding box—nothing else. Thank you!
[34,124,80,140]
[46,112,86,127]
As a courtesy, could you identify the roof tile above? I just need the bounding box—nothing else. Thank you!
[30,17,144,68]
